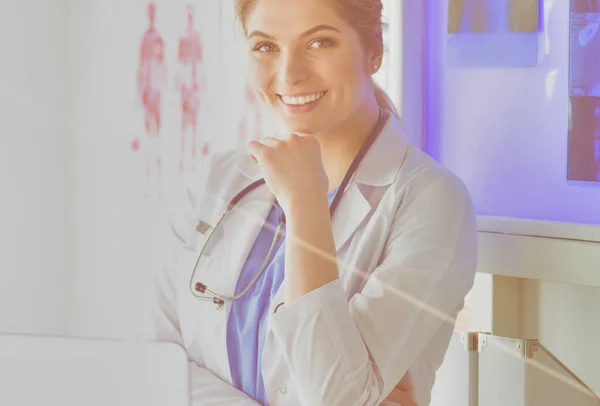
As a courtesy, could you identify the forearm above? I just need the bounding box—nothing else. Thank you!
[269,280,383,406]
[284,196,339,303]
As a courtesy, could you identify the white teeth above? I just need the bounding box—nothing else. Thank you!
[281,92,325,105]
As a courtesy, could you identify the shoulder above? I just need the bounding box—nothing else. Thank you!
[386,145,477,262]
[395,145,473,216]
[166,147,248,246]
[381,146,478,284]
[367,114,470,212]
[183,146,251,207]
[205,147,251,191]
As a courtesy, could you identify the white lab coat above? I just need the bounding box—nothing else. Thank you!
[150,114,478,406]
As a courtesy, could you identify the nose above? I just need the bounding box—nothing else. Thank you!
[278,50,308,87]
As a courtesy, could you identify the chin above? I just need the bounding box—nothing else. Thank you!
[287,123,319,136]
[279,114,331,136]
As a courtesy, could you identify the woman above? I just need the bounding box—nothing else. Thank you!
[151,0,478,405]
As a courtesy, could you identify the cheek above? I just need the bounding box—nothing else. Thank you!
[324,58,368,98]
[248,58,275,94]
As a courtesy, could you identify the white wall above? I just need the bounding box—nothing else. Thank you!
[522,279,600,396]
[66,0,247,340]
[0,0,69,334]
[425,0,600,394]
[0,0,69,336]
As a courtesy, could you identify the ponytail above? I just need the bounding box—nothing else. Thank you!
[373,80,399,117]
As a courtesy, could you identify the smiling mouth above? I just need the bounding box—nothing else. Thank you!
[278,91,327,106]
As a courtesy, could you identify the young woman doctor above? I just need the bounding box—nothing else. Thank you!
[150,0,478,405]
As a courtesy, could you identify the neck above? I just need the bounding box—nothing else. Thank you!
[315,101,381,191]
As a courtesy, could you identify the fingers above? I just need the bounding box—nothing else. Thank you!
[396,373,412,391]
[386,387,417,406]
[247,142,261,163]
[386,373,416,405]
[247,136,280,163]
[259,136,281,147]
[246,134,315,163]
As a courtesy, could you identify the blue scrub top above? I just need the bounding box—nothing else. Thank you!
[226,187,339,405]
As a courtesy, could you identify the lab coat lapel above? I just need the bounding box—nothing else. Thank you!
[331,182,372,252]
[331,113,408,252]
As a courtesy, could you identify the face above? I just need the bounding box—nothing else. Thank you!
[244,0,378,135]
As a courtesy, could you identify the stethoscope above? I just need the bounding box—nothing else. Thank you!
[189,109,389,308]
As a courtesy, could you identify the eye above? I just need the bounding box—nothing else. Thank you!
[309,38,335,49]
[252,42,277,53]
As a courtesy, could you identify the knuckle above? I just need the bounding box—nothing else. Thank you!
[263,147,276,159]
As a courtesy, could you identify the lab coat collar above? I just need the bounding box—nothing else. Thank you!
[235,114,410,187]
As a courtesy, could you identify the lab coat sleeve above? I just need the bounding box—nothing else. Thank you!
[148,153,261,406]
[269,173,478,406]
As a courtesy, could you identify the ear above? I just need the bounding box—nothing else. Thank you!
[370,54,383,75]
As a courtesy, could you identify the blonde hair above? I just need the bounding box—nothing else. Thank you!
[234,0,399,116]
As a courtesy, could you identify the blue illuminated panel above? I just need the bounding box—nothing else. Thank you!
[568,1,600,182]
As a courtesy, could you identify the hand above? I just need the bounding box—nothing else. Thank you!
[247,134,329,214]
[386,373,417,406]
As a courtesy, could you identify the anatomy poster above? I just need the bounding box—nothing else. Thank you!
[175,4,209,173]
[568,1,600,182]
[131,1,279,199]
[134,2,168,194]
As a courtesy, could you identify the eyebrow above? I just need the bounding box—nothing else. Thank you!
[247,24,341,40]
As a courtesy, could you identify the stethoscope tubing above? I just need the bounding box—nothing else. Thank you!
[188,109,389,307]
